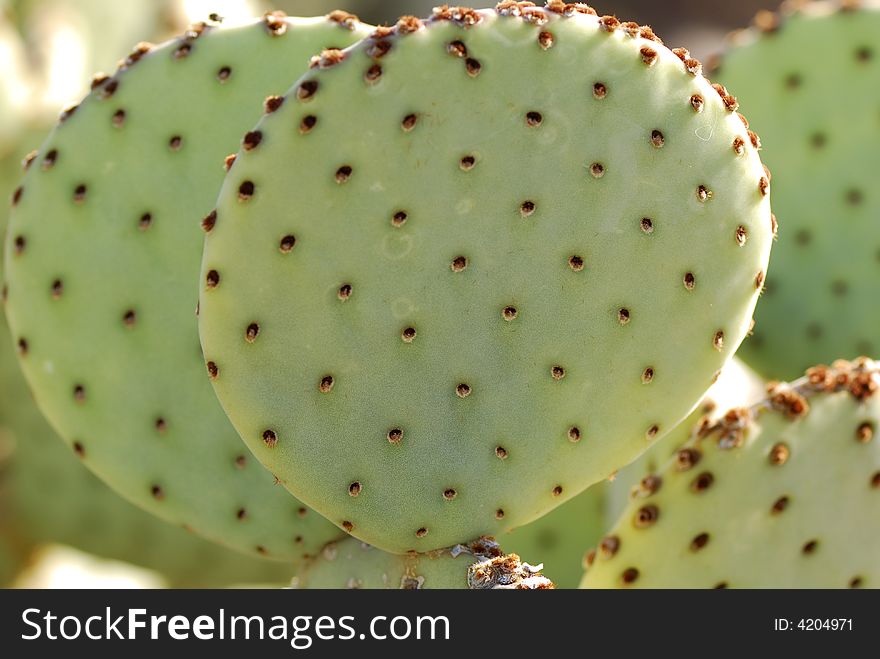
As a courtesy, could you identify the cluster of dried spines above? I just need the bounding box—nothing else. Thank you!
[199,4,772,554]
[581,357,880,589]
[711,0,880,380]
[2,13,379,561]
[293,536,553,589]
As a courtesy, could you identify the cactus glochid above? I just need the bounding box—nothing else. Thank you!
[2,13,375,562]
[199,5,772,553]
[581,357,880,589]
[714,1,880,379]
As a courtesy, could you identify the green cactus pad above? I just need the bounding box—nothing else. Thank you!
[293,535,553,589]
[581,358,880,589]
[715,1,880,379]
[200,4,772,553]
[3,13,372,560]
[0,312,297,587]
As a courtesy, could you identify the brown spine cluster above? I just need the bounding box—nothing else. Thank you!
[496,0,538,15]
[463,537,555,589]
[544,1,597,16]
[262,11,288,36]
[671,48,703,76]
[119,42,154,70]
[309,49,347,70]
[327,10,361,30]
[706,359,880,450]
[432,5,483,26]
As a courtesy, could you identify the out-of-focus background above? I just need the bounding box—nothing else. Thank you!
[0,0,780,589]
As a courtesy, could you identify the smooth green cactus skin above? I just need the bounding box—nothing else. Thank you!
[581,358,880,589]
[607,357,765,521]
[0,306,297,587]
[293,536,553,589]
[3,15,371,560]
[200,6,772,553]
[717,2,880,380]
[503,481,605,588]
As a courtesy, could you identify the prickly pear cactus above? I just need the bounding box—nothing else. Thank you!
[199,4,773,553]
[293,536,553,589]
[3,13,373,561]
[503,481,606,588]
[581,358,880,589]
[715,1,880,379]
[607,357,765,520]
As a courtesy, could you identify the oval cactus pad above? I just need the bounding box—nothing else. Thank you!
[717,2,880,379]
[199,4,773,553]
[582,358,880,588]
[3,13,372,561]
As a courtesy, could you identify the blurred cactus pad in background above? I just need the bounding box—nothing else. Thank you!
[0,0,877,589]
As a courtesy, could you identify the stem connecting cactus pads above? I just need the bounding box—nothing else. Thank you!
[715,1,880,379]
[581,358,880,589]
[293,536,553,589]
[3,13,373,561]
[200,4,773,553]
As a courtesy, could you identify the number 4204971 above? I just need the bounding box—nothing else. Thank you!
[774,619,853,631]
